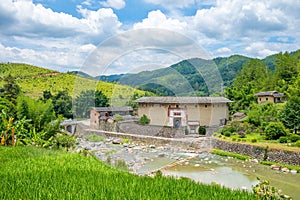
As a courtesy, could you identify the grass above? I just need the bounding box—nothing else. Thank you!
[85,134,105,142]
[260,161,300,172]
[214,132,300,152]
[0,146,257,199]
[211,149,252,160]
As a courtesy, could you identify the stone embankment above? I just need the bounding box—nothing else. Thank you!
[211,138,300,166]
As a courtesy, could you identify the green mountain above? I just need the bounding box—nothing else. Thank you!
[113,55,251,96]
[99,51,298,96]
[0,63,149,106]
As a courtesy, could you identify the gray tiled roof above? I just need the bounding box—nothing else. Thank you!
[255,91,284,97]
[134,96,233,104]
[90,106,133,112]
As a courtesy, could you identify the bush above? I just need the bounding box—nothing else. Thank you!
[294,140,300,148]
[54,133,77,149]
[113,114,124,122]
[198,126,206,135]
[265,122,288,140]
[289,134,300,143]
[224,131,231,137]
[85,134,105,142]
[238,131,246,138]
[138,114,150,125]
[251,138,257,143]
[279,136,288,143]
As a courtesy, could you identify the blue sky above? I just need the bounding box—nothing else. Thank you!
[0,0,299,75]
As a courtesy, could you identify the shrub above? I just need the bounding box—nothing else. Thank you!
[224,131,231,137]
[232,138,236,142]
[289,134,300,143]
[294,141,300,148]
[198,126,206,135]
[251,138,257,143]
[113,114,124,122]
[85,134,105,142]
[265,122,287,140]
[54,133,77,149]
[279,136,288,143]
[138,114,150,125]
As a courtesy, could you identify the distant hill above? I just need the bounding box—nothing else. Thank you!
[97,51,298,96]
[69,71,94,79]
[96,74,130,82]
[0,63,150,106]
[112,55,251,96]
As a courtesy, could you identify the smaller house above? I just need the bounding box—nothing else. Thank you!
[90,106,133,129]
[255,91,284,104]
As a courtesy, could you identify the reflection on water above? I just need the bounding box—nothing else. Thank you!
[160,153,300,198]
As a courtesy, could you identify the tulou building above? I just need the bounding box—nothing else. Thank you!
[134,96,232,134]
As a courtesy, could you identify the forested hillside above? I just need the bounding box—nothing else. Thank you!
[0,63,150,104]
[97,51,297,96]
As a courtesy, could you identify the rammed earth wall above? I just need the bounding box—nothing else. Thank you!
[211,138,300,166]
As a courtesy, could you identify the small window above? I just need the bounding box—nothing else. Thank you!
[176,105,179,108]
[266,98,268,101]
[259,98,261,101]
[205,104,208,108]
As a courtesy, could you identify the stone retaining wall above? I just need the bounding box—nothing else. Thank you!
[86,129,210,151]
[211,138,300,166]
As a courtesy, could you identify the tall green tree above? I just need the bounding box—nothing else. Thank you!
[74,90,109,118]
[1,75,21,105]
[280,97,300,134]
[226,59,272,112]
[52,90,73,119]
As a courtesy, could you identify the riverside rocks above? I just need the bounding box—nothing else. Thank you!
[75,137,199,174]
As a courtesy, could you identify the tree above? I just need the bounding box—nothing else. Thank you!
[74,90,109,118]
[139,114,150,125]
[265,122,287,140]
[274,52,298,86]
[247,103,283,128]
[226,59,272,112]
[280,97,300,134]
[1,75,21,105]
[52,90,73,119]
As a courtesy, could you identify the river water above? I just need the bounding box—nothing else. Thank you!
[78,138,300,199]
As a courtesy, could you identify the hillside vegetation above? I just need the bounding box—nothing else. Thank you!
[0,63,150,106]
[0,146,256,200]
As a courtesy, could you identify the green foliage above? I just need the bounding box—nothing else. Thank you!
[226,59,272,112]
[265,122,288,140]
[85,134,105,142]
[251,138,257,143]
[49,90,73,119]
[211,149,251,160]
[17,96,56,134]
[0,146,257,199]
[139,114,150,125]
[73,90,109,118]
[198,126,206,135]
[260,161,300,172]
[252,178,292,200]
[1,75,21,105]
[114,159,128,171]
[280,96,300,134]
[54,133,77,149]
[247,103,282,127]
[278,136,288,143]
[113,114,124,121]
[289,134,300,143]
[294,140,300,147]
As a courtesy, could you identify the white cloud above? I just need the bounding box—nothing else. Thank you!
[100,0,125,10]
[133,10,187,33]
[145,0,195,9]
